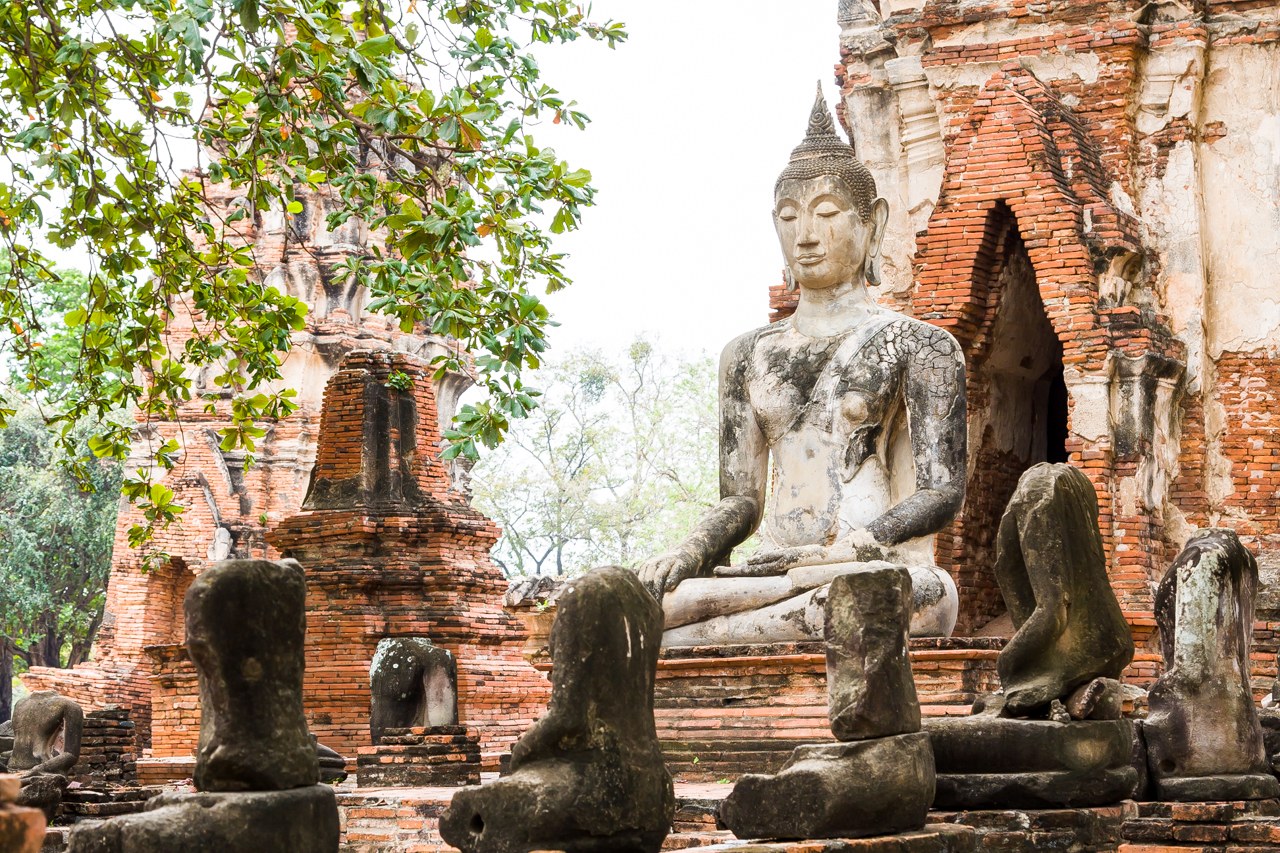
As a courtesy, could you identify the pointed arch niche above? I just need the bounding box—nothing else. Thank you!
[910,66,1180,637]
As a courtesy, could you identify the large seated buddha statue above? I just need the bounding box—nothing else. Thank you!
[637,87,967,647]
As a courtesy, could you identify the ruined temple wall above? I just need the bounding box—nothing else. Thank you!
[764,2,1280,675]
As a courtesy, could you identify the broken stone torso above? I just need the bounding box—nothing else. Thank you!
[661,308,965,647]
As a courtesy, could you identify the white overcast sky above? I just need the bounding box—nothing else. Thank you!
[529,1,840,359]
[37,2,841,362]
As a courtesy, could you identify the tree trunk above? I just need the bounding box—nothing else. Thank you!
[0,638,12,724]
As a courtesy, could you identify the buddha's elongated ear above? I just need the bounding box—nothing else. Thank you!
[866,197,890,287]
[869,197,890,258]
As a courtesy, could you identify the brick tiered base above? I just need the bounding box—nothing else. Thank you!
[60,786,162,821]
[355,726,481,788]
[656,639,1002,782]
[72,709,138,786]
[931,802,1134,853]
[1121,799,1280,851]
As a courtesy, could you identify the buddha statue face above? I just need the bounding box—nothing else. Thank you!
[774,176,886,292]
[773,86,890,295]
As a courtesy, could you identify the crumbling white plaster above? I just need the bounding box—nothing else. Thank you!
[1200,45,1280,357]
[924,52,1103,91]
[933,20,1058,47]
[1065,370,1113,446]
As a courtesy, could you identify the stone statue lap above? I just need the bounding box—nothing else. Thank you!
[637,86,967,646]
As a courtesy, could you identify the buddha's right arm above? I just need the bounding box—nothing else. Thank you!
[635,332,768,596]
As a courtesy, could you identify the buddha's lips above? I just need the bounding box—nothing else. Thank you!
[796,254,826,265]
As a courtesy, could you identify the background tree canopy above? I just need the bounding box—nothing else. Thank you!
[0,405,122,722]
[0,0,625,549]
[471,340,758,578]
[0,268,126,721]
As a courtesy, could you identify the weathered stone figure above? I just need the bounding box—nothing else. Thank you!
[992,463,1134,716]
[637,85,967,646]
[1145,529,1280,801]
[186,559,318,791]
[7,692,83,778]
[925,464,1137,809]
[369,636,458,745]
[719,569,935,840]
[7,690,82,820]
[67,559,339,853]
[440,567,674,853]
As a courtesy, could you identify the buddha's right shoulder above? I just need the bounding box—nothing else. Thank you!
[721,320,788,363]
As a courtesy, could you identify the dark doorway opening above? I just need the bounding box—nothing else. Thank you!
[1045,365,1069,464]
[950,204,1067,635]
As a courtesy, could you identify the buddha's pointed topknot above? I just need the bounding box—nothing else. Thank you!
[776,84,878,221]
[806,82,839,139]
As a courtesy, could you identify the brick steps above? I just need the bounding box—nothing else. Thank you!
[355,726,482,788]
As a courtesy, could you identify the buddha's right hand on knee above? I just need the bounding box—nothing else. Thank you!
[635,549,703,599]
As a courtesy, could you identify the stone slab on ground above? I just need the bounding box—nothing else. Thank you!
[59,785,164,820]
[925,716,1137,809]
[1120,798,1280,851]
[665,824,975,852]
[65,784,339,852]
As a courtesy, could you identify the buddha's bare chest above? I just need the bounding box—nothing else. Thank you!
[746,328,898,446]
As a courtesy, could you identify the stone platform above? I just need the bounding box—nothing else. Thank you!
[355,726,481,788]
[654,639,1001,782]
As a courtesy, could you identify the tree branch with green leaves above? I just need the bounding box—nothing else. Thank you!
[0,0,624,557]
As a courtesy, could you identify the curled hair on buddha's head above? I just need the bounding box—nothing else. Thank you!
[775,83,878,223]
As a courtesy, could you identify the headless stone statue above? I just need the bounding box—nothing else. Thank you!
[636,85,966,646]
[7,691,82,820]
[1145,529,1280,801]
[993,463,1134,715]
[719,569,935,840]
[369,637,458,745]
[68,560,339,853]
[925,464,1138,809]
[439,567,675,853]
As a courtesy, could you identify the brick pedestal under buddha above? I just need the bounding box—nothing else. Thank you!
[355,726,481,788]
[654,638,1002,782]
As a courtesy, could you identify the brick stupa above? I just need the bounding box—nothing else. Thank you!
[268,349,549,763]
